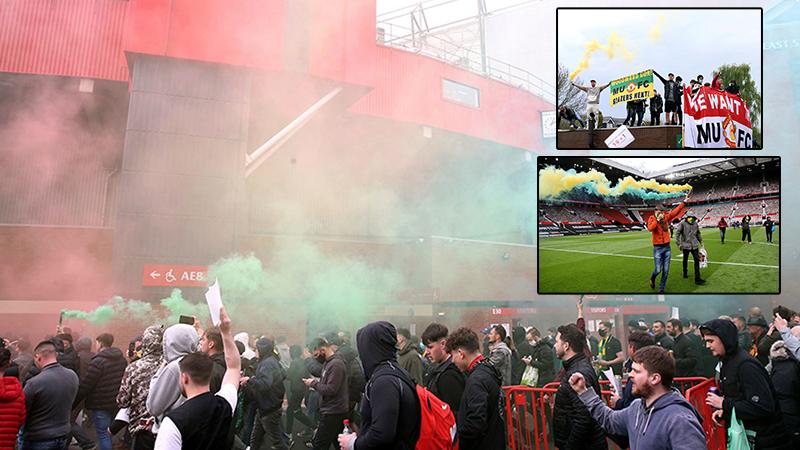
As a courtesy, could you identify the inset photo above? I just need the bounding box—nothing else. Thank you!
[556,7,762,149]
[538,157,779,294]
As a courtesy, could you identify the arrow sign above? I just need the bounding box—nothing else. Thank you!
[142,264,208,287]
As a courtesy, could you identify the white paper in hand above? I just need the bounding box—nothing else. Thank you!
[603,368,622,396]
[205,278,223,326]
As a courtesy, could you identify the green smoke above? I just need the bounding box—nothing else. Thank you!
[62,305,115,326]
[160,288,209,324]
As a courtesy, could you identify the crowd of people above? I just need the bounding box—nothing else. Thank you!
[559,69,742,131]
[1,298,800,450]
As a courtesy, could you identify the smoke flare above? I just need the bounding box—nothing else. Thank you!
[539,166,691,200]
[570,32,636,80]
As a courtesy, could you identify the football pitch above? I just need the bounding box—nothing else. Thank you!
[538,227,779,294]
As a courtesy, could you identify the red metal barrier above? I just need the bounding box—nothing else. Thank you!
[506,377,717,450]
[685,378,727,450]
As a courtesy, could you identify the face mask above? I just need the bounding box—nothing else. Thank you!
[598,329,607,337]
[315,353,326,364]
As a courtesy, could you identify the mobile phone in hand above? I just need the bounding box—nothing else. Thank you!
[179,315,194,325]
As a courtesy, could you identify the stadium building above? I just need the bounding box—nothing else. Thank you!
[0,0,548,339]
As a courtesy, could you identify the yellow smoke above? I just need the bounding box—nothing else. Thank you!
[648,14,667,42]
[539,166,692,199]
[569,32,636,80]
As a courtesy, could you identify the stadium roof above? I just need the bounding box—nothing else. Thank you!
[596,158,780,181]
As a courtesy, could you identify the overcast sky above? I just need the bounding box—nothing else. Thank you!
[608,158,702,175]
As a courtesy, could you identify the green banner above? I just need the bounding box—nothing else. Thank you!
[609,69,655,107]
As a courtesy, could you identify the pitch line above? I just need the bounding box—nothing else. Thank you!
[539,247,779,269]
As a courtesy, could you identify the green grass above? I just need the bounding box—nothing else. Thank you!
[539,226,779,294]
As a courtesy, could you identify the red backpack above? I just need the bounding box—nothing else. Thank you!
[414,384,458,450]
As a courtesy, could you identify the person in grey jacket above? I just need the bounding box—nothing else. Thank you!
[569,346,707,450]
[146,324,199,432]
[675,214,706,285]
[487,325,512,386]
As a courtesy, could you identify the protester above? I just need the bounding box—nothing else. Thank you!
[337,321,420,450]
[199,327,226,393]
[275,336,291,371]
[732,315,752,353]
[613,331,655,410]
[20,340,79,449]
[234,333,256,362]
[674,76,684,125]
[245,337,287,450]
[336,338,365,427]
[74,336,94,380]
[285,344,314,439]
[559,105,585,129]
[11,339,34,383]
[623,101,636,127]
[117,325,164,450]
[647,193,689,294]
[552,324,607,450]
[748,316,779,366]
[571,79,610,129]
[666,319,700,377]
[767,340,800,447]
[653,71,679,125]
[0,347,25,449]
[652,320,675,351]
[152,307,240,450]
[304,337,349,450]
[675,213,706,284]
[486,325,512,386]
[718,217,728,243]
[396,328,424,385]
[775,313,800,360]
[742,214,753,244]
[526,327,556,386]
[649,92,663,125]
[635,99,646,126]
[56,333,79,375]
[147,324,200,433]
[73,332,127,450]
[420,323,465,415]
[596,321,623,378]
[701,319,792,449]
[764,216,775,243]
[569,346,707,450]
[445,327,505,450]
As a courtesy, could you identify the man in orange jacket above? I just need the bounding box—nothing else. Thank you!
[647,191,690,293]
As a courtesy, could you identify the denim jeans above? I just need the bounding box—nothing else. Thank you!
[91,409,113,450]
[651,245,671,291]
[20,437,69,450]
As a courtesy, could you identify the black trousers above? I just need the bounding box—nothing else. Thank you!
[766,227,773,242]
[742,228,752,242]
[286,392,314,433]
[651,110,660,125]
[682,249,701,280]
[312,413,348,450]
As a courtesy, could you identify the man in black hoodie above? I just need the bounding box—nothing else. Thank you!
[701,319,792,449]
[73,333,128,450]
[553,324,607,450]
[57,333,80,375]
[445,327,504,450]
[305,337,349,450]
[420,323,465,416]
[338,322,420,450]
[246,337,287,450]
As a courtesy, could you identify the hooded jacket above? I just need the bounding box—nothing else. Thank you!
[701,319,791,449]
[337,344,366,407]
[74,346,128,411]
[530,339,556,385]
[311,352,348,415]
[647,203,685,245]
[58,345,80,376]
[117,325,164,435]
[553,353,607,450]
[767,341,800,443]
[488,341,512,386]
[74,336,94,380]
[458,358,505,450]
[579,387,706,450]
[425,358,465,417]
[672,332,701,377]
[355,321,420,450]
[247,337,286,414]
[397,342,424,385]
[234,333,256,361]
[675,216,703,250]
[147,324,198,423]
[0,374,25,449]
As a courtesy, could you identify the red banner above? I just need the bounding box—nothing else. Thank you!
[683,86,753,148]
